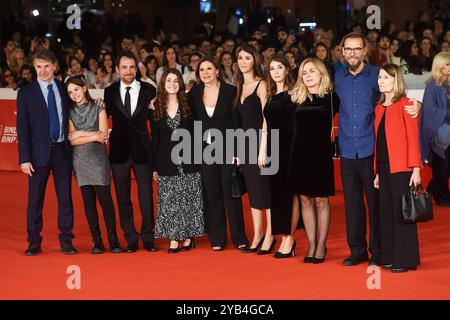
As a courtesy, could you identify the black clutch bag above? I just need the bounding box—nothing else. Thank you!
[401,184,433,224]
[231,161,247,199]
[330,92,340,159]
[331,136,340,159]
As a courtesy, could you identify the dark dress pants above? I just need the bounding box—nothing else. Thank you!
[378,163,420,268]
[27,143,74,244]
[111,158,154,244]
[340,156,380,259]
[202,163,248,247]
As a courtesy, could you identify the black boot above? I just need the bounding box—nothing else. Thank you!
[107,228,123,253]
[90,227,105,254]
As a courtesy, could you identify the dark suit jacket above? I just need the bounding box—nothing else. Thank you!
[104,80,156,165]
[189,82,239,162]
[17,79,72,167]
[150,109,201,176]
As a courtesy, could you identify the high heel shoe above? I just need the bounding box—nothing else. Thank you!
[243,236,265,253]
[274,241,296,259]
[312,247,327,264]
[168,241,180,254]
[180,238,195,251]
[258,238,277,255]
[303,246,316,263]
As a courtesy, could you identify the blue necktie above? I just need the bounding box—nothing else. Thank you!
[47,83,60,141]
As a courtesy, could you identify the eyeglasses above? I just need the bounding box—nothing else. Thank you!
[343,47,365,54]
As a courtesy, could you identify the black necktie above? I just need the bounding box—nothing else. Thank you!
[125,86,131,117]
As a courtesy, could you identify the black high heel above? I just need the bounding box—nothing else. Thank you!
[168,241,180,254]
[258,238,277,255]
[303,245,316,263]
[243,236,265,253]
[312,246,327,264]
[180,238,195,251]
[274,241,296,259]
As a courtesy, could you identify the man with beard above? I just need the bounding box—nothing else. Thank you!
[104,51,157,253]
[334,32,421,267]
[369,34,391,67]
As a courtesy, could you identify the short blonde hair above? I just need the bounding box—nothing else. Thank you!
[430,51,450,86]
[290,57,332,105]
[378,63,407,104]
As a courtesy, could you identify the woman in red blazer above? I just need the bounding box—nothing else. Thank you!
[373,63,423,273]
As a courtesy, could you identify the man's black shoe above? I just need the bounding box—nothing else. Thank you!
[125,242,138,253]
[143,241,158,252]
[343,255,369,266]
[369,256,381,266]
[60,241,77,255]
[25,243,42,256]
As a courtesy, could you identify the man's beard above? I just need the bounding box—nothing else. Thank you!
[348,60,362,72]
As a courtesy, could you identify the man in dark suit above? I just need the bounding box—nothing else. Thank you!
[104,51,157,253]
[17,49,77,256]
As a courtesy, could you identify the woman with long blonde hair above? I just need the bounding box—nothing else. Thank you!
[420,51,450,206]
[288,57,339,264]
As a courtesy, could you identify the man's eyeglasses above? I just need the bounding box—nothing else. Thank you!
[343,47,365,55]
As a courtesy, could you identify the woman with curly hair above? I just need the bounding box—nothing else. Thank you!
[151,68,205,254]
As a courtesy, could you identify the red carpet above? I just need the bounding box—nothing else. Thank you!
[1,170,449,300]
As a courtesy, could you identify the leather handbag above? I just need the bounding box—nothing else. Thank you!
[401,184,434,224]
[231,160,247,199]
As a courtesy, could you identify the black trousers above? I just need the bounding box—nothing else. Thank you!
[80,185,117,231]
[340,156,380,258]
[378,163,420,268]
[26,143,74,244]
[111,158,154,244]
[202,163,248,247]
[429,147,450,203]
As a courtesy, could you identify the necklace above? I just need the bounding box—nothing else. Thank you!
[74,103,91,117]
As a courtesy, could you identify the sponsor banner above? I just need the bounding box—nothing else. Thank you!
[0,100,19,171]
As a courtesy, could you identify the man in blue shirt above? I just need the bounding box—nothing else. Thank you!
[334,32,420,266]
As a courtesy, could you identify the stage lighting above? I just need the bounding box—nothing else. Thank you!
[32,9,39,16]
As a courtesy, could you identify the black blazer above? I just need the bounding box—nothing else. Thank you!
[104,80,156,164]
[150,109,201,176]
[17,79,72,167]
[189,82,239,162]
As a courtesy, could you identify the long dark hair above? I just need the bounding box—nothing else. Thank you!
[195,55,223,85]
[162,46,180,67]
[154,68,191,121]
[219,51,234,81]
[234,44,265,109]
[65,76,94,108]
[266,54,295,100]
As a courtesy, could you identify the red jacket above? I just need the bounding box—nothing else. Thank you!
[374,96,423,174]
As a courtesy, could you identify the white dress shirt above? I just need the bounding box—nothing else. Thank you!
[120,79,141,116]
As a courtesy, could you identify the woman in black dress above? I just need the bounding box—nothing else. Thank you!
[234,44,273,254]
[289,57,338,264]
[264,55,302,258]
[189,56,249,251]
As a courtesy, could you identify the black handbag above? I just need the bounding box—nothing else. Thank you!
[330,92,340,159]
[231,161,247,199]
[401,184,434,224]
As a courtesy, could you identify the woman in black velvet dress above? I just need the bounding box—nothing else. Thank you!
[289,57,339,264]
[263,55,303,258]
